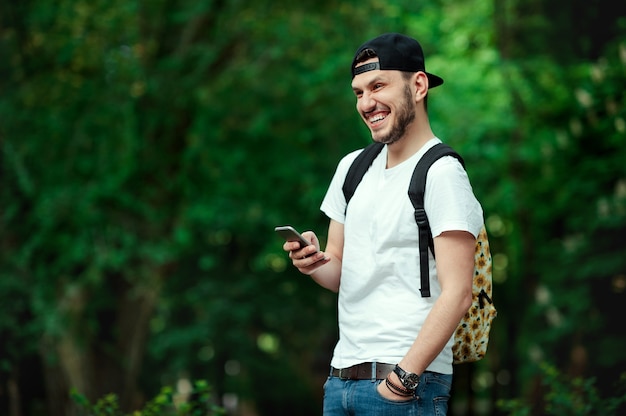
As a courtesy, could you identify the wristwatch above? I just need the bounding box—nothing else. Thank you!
[393,364,420,391]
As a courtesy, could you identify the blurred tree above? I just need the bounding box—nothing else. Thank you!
[0,0,422,414]
[1,0,625,415]
[487,0,626,414]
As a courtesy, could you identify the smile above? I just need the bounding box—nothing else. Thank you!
[368,112,388,125]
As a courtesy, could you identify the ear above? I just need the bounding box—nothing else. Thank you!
[413,72,429,101]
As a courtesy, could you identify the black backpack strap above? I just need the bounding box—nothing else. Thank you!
[342,142,385,209]
[408,143,465,297]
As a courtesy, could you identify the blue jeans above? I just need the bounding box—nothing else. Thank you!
[323,371,452,416]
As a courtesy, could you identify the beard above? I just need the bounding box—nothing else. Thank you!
[374,85,415,145]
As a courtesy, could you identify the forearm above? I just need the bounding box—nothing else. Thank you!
[309,220,344,292]
[310,256,342,292]
[398,289,471,374]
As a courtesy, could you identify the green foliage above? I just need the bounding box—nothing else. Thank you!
[509,34,626,388]
[71,380,225,416]
[1,0,625,414]
[498,363,626,415]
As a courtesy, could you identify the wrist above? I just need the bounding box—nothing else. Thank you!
[384,376,414,397]
[393,364,421,392]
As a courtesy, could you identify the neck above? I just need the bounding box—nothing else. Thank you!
[385,117,434,168]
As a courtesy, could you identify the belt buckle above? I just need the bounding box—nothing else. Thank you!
[338,368,346,379]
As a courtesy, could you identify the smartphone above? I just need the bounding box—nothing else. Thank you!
[274,225,317,252]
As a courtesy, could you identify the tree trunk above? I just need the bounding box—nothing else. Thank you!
[40,271,163,415]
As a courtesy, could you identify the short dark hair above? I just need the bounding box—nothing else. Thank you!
[354,48,378,66]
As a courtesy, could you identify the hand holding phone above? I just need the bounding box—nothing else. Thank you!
[275,225,331,282]
[274,226,317,252]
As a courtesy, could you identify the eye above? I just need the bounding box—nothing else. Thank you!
[373,83,384,90]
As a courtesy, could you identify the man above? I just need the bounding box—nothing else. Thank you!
[282,33,484,415]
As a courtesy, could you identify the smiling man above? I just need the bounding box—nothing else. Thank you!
[282,33,484,415]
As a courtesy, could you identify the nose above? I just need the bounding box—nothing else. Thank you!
[357,91,376,114]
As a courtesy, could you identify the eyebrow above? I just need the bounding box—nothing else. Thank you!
[352,75,387,92]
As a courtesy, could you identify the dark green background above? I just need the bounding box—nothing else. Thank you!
[1,0,625,414]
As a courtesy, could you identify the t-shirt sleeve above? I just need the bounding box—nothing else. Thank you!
[320,149,364,224]
[424,156,484,238]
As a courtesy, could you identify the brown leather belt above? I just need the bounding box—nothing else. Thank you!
[330,362,395,380]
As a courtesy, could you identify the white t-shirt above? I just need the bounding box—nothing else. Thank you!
[320,138,484,375]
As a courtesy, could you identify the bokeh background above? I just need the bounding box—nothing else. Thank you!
[1,0,625,415]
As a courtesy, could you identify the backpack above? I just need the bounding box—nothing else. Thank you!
[342,142,496,364]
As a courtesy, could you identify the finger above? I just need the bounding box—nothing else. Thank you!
[298,253,330,271]
[288,250,299,261]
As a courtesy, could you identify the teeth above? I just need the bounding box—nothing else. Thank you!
[370,114,386,123]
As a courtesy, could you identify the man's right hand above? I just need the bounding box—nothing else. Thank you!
[283,231,330,274]
[283,221,343,293]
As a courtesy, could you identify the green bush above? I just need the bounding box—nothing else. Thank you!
[498,363,626,415]
[71,380,225,416]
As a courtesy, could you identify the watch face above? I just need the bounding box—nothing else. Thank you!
[404,373,420,390]
[394,365,420,390]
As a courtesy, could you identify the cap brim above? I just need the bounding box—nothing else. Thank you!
[427,73,444,89]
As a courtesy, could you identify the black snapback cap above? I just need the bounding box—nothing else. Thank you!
[351,33,443,88]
